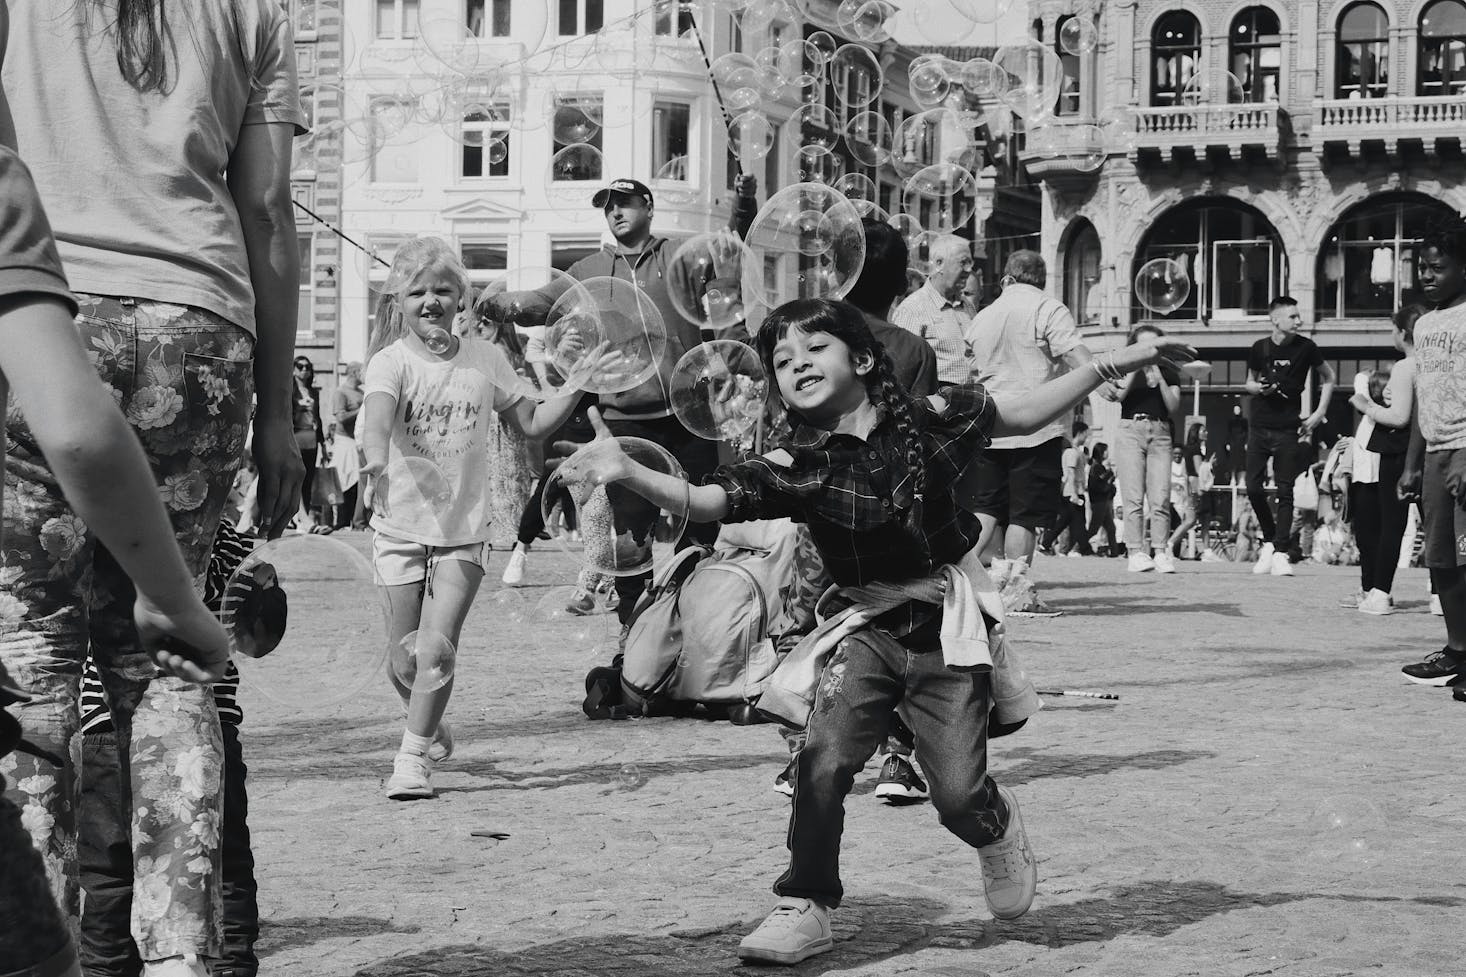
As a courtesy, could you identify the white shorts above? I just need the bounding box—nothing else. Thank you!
[371,532,492,586]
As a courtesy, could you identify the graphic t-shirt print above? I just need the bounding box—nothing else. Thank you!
[1415,304,1466,452]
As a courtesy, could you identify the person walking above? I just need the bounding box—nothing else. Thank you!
[1086,442,1119,556]
[292,357,328,531]
[1244,297,1336,577]
[332,362,365,529]
[890,234,976,384]
[1102,325,1181,573]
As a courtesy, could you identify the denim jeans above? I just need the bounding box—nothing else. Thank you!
[78,726,258,977]
[2,296,253,959]
[773,627,1007,908]
[1245,426,1302,548]
[1114,418,1172,552]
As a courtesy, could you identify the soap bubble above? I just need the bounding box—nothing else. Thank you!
[1306,795,1382,870]
[785,103,841,155]
[417,17,484,75]
[618,763,641,787]
[743,183,866,308]
[829,44,883,108]
[833,173,877,208]
[1059,16,1099,55]
[1098,106,1138,156]
[654,155,697,204]
[533,586,587,624]
[806,30,837,66]
[712,52,759,88]
[546,437,690,577]
[740,0,797,35]
[671,340,769,442]
[779,39,820,86]
[544,276,667,396]
[422,328,453,354]
[471,267,603,399]
[391,630,457,694]
[730,111,776,163]
[552,99,601,145]
[953,0,1014,24]
[1134,258,1192,316]
[222,535,385,711]
[844,110,892,166]
[901,163,978,232]
[484,588,526,623]
[796,149,845,186]
[849,0,897,42]
[892,108,981,182]
[1181,71,1246,107]
[992,40,1064,119]
[909,55,955,109]
[371,457,456,539]
[960,57,1006,97]
[667,233,754,331]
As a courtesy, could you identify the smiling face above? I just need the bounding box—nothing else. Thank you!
[770,327,874,424]
[401,266,464,341]
[1418,245,1466,308]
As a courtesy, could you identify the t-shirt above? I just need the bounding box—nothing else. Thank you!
[1061,445,1085,501]
[966,283,1084,449]
[0,145,74,315]
[1413,302,1466,452]
[1246,335,1325,431]
[2,1,307,336]
[1120,363,1182,420]
[1170,459,1189,505]
[363,339,525,546]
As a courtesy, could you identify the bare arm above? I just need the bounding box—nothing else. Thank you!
[0,295,228,681]
[505,390,582,441]
[359,391,396,476]
[558,409,731,522]
[1304,360,1337,432]
[228,121,305,538]
[1244,368,1266,396]
[1354,359,1414,429]
[1060,343,1094,369]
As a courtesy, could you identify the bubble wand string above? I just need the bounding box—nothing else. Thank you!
[686,8,745,179]
[1036,689,1120,700]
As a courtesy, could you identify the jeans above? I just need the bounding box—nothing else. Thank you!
[1245,426,1302,548]
[774,627,1007,908]
[1114,418,1172,553]
[79,726,258,977]
[2,296,251,959]
[1351,453,1409,595]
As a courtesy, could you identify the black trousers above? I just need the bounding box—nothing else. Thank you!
[79,723,258,976]
[1351,452,1409,595]
[1087,495,1117,553]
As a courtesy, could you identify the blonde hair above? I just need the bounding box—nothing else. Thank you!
[366,236,474,361]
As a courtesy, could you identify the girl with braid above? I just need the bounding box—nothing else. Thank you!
[561,298,1193,965]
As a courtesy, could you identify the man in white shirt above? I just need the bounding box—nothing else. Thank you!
[964,251,1094,590]
[891,235,976,384]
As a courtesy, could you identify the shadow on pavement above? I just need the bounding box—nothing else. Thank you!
[340,883,1466,976]
[261,915,422,956]
[439,752,781,795]
[1051,596,1245,617]
[995,747,1214,785]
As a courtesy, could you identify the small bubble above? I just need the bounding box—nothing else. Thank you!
[424,327,453,354]
[618,764,640,787]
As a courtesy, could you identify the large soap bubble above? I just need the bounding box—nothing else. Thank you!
[668,233,754,331]
[671,340,769,442]
[546,437,689,576]
[730,111,776,163]
[785,103,841,155]
[829,44,883,108]
[992,40,1065,119]
[546,276,668,395]
[844,110,892,166]
[391,629,457,695]
[1059,16,1100,55]
[901,162,979,232]
[1134,257,1192,316]
[892,108,981,182]
[371,456,457,539]
[222,535,385,711]
[471,268,603,399]
[743,182,866,308]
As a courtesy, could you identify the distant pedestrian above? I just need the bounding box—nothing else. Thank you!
[1086,442,1119,556]
[891,234,975,384]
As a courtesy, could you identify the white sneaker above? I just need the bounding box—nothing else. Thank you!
[429,721,454,762]
[501,546,527,586]
[1252,542,1275,574]
[737,898,833,965]
[1127,552,1155,573]
[989,557,1014,586]
[1358,589,1394,615]
[1431,594,1444,616]
[1153,550,1177,574]
[1270,551,1294,577]
[386,752,435,800]
[979,785,1038,920]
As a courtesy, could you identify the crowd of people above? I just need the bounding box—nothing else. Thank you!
[3,4,1466,977]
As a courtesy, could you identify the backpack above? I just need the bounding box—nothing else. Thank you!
[612,519,801,719]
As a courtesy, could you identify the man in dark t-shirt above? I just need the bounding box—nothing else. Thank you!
[1244,296,1336,576]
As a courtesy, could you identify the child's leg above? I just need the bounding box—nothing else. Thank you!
[217,721,258,977]
[398,556,485,739]
[773,631,904,909]
[77,731,143,977]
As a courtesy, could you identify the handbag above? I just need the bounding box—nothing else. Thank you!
[1366,421,1410,456]
[311,461,344,508]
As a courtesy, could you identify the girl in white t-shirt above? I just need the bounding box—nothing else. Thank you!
[360,238,610,799]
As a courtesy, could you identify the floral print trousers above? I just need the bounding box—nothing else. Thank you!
[1,296,253,962]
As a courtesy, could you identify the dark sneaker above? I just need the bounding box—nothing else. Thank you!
[773,756,796,797]
[873,754,929,804]
[1402,648,1466,687]
[1454,685,1466,702]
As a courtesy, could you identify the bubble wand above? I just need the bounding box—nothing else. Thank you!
[686,7,745,178]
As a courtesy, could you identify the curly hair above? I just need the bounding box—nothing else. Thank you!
[1422,214,1466,265]
[754,298,928,531]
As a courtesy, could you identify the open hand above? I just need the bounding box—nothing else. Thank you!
[556,407,632,486]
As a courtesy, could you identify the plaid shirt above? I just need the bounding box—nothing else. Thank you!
[891,283,975,385]
[708,382,996,641]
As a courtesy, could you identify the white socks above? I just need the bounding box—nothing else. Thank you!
[400,730,432,757]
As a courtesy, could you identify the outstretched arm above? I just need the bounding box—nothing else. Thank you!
[558,408,731,522]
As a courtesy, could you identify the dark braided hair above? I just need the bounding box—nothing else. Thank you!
[754,299,928,533]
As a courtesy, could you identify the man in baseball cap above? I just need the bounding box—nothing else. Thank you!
[591,178,656,254]
[590,177,653,210]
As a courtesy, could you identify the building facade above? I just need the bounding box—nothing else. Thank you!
[1021,0,1466,446]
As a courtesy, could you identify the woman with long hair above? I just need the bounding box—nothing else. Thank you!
[2,3,306,974]
[1085,441,1119,556]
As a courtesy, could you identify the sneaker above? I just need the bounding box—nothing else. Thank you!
[1153,550,1177,574]
[565,588,597,616]
[1454,685,1466,702]
[873,754,929,803]
[1358,589,1394,616]
[386,752,435,800]
[1338,591,1365,609]
[1127,552,1155,573]
[500,547,527,586]
[737,898,833,965]
[773,756,796,797]
[1431,594,1444,616]
[1199,549,1223,563]
[1066,550,1084,558]
[1270,551,1294,577]
[978,785,1037,920]
[1402,648,1466,687]
[142,956,209,977]
[1252,542,1275,575]
[429,721,454,763]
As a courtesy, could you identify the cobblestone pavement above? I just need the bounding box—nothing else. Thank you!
[242,536,1462,977]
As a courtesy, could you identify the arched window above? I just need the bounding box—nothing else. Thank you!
[1419,0,1466,96]
[1134,200,1286,321]
[1336,2,1389,99]
[1056,15,1083,117]
[1063,221,1102,325]
[1230,7,1281,102]
[1152,12,1201,106]
[1316,194,1459,318]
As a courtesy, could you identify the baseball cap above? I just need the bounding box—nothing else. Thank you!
[591,178,654,209]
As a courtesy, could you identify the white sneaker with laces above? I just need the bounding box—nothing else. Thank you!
[1358,589,1394,615]
[1252,542,1275,574]
[1127,552,1155,573]
[1270,551,1294,576]
[737,898,833,964]
[1153,550,1177,574]
[386,752,435,800]
[501,546,528,586]
[979,785,1038,920]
